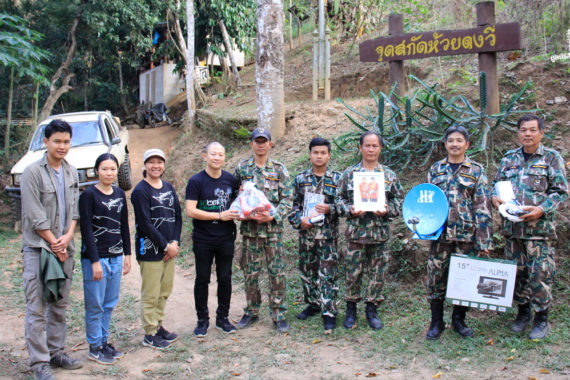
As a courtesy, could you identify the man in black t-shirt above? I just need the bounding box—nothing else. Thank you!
[186,142,240,336]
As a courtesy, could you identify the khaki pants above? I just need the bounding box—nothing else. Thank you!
[139,259,175,335]
[23,247,74,369]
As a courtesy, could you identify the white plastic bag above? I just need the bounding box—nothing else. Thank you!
[229,182,276,218]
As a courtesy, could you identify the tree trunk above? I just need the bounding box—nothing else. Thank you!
[38,8,82,122]
[118,52,128,114]
[172,0,205,109]
[288,0,293,49]
[4,66,14,155]
[186,0,196,127]
[217,19,242,87]
[256,0,285,139]
[33,83,39,127]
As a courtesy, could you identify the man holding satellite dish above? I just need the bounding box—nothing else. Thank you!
[425,125,493,340]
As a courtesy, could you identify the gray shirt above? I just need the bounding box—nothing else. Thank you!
[20,153,80,253]
[51,167,66,238]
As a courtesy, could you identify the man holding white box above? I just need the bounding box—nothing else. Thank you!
[492,114,568,340]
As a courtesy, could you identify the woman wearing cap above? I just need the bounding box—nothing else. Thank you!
[425,125,493,340]
[131,149,182,349]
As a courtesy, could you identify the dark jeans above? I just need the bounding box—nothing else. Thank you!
[193,240,234,320]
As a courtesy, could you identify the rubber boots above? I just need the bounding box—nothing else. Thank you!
[426,301,445,340]
[529,309,549,340]
[451,305,474,338]
[365,302,383,330]
[511,303,532,333]
[343,301,357,329]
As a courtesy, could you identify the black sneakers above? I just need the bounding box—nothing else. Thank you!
[49,352,82,370]
[157,326,179,342]
[101,342,124,359]
[194,319,210,337]
[216,317,237,334]
[88,345,116,365]
[143,334,171,350]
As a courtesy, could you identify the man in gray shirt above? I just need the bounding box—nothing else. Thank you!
[20,119,82,380]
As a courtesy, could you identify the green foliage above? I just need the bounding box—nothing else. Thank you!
[335,74,539,170]
[0,13,50,82]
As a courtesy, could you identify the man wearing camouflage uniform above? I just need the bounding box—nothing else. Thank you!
[426,125,493,340]
[492,114,568,340]
[336,131,404,330]
[288,137,342,332]
[234,127,293,333]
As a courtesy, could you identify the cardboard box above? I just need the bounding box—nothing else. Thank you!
[446,254,517,312]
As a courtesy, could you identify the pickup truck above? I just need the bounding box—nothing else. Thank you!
[5,111,132,223]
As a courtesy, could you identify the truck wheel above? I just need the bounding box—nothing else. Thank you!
[118,153,133,190]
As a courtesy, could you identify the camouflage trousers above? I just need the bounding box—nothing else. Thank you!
[240,236,288,321]
[298,237,339,317]
[427,240,476,302]
[505,238,555,312]
[344,241,389,306]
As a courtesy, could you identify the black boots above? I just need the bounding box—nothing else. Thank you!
[529,309,549,340]
[365,302,383,330]
[343,301,357,329]
[511,303,532,333]
[426,301,445,340]
[296,305,320,320]
[323,315,336,332]
[451,306,474,338]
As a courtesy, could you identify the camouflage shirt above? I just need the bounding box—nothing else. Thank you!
[492,144,568,240]
[336,162,404,243]
[288,166,342,240]
[234,157,293,239]
[428,156,493,251]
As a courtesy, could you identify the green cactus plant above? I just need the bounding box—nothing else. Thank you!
[335,73,539,171]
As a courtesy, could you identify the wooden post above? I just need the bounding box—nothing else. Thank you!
[476,1,499,114]
[313,30,319,101]
[388,13,405,99]
[325,27,331,100]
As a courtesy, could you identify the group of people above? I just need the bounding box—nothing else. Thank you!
[19,114,567,380]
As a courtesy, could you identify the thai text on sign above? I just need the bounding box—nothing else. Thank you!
[359,22,521,62]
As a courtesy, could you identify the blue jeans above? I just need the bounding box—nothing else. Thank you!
[82,256,123,347]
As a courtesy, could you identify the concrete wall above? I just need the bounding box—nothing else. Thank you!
[139,63,185,105]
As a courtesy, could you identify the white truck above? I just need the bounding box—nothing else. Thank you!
[5,111,132,224]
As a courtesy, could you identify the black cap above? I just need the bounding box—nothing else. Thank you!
[251,127,271,141]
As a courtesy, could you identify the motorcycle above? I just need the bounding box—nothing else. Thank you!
[135,103,172,128]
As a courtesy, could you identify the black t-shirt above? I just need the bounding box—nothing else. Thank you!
[131,180,182,261]
[79,185,131,262]
[448,162,462,173]
[185,170,237,243]
[522,150,533,161]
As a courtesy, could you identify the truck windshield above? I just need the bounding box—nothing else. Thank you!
[29,121,105,151]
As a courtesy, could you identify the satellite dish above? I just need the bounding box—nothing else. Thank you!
[402,183,449,240]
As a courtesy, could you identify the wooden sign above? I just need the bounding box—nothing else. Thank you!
[360,22,521,62]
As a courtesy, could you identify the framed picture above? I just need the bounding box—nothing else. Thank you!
[446,255,517,312]
[353,171,385,212]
